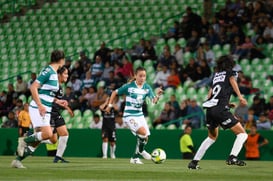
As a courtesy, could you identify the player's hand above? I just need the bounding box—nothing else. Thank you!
[228,103,236,108]
[68,109,74,117]
[56,99,68,107]
[38,104,46,117]
[157,86,164,96]
[239,97,247,106]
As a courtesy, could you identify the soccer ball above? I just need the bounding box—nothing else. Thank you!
[151,148,166,164]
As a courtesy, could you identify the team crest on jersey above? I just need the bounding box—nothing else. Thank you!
[213,72,226,84]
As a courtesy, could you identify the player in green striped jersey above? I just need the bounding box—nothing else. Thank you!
[12,50,66,168]
[106,67,163,164]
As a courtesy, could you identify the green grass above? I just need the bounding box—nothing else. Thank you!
[0,156,272,181]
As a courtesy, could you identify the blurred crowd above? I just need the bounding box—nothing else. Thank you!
[1,0,273,130]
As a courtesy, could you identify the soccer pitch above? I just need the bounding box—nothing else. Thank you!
[0,156,272,181]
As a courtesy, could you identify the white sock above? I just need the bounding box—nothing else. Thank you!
[41,139,53,144]
[193,137,215,161]
[102,142,108,157]
[36,132,43,141]
[56,136,68,158]
[110,144,116,157]
[230,133,248,156]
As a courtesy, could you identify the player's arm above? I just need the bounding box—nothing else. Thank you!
[105,90,118,113]
[152,87,164,104]
[207,88,212,99]
[30,81,46,116]
[99,97,109,111]
[229,76,247,106]
[64,105,74,117]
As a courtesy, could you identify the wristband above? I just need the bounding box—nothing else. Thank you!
[108,104,113,108]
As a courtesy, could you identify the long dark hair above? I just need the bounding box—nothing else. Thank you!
[216,55,235,72]
[57,66,68,74]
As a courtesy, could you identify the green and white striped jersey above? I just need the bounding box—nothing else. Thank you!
[30,65,59,111]
[117,81,155,117]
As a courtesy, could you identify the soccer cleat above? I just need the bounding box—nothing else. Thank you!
[11,160,26,169]
[53,156,69,163]
[110,154,116,159]
[130,158,143,164]
[17,137,27,157]
[188,160,200,169]
[226,155,246,166]
[139,150,151,160]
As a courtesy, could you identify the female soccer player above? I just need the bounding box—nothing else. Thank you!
[99,94,119,159]
[12,50,66,168]
[50,66,74,163]
[188,55,248,169]
[105,66,163,164]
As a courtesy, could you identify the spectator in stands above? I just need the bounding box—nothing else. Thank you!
[78,51,92,78]
[265,96,273,118]
[203,43,216,67]
[66,75,83,96]
[15,75,27,96]
[244,108,258,131]
[141,40,157,61]
[183,99,205,129]
[82,71,95,89]
[250,35,266,59]
[158,47,177,69]
[245,124,269,160]
[173,44,184,66]
[90,55,104,84]
[205,27,221,48]
[163,21,181,40]
[70,61,83,79]
[153,64,170,88]
[120,56,133,79]
[185,29,200,53]
[1,111,18,128]
[110,48,125,64]
[235,101,249,126]
[249,95,267,118]
[12,99,23,119]
[101,61,114,81]
[130,38,146,62]
[78,87,91,113]
[93,41,112,64]
[166,69,181,89]
[26,72,36,99]
[262,19,273,43]
[63,86,79,111]
[0,91,8,117]
[153,102,176,128]
[104,71,118,91]
[178,99,189,119]
[182,58,199,82]
[200,16,210,37]
[185,6,202,36]
[89,114,102,129]
[256,112,271,130]
[89,86,107,112]
[233,36,254,60]
[5,83,18,111]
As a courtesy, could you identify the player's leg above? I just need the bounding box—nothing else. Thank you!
[188,127,218,169]
[109,129,116,159]
[102,137,108,159]
[54,125,69,163]
[226,122,247,166]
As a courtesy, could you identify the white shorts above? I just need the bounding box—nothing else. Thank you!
[29,106,51,128]
[123,115,150,137]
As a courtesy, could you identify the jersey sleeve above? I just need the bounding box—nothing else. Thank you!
[36,67,51,85]
[116,83,129,96]
[147,84,156,99]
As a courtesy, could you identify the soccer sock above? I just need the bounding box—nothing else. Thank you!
[56,136,68,158]
[133,136,147,158]
[230,133,248,157]
[110,144,116,157]
[41,139,53,144]
[24,132,42,144]
[102,142,108,157]
[193,137,215,161]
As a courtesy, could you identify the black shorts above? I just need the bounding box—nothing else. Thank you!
[206,106,238,130]
[50,112,66,133]
[102,118,116,142]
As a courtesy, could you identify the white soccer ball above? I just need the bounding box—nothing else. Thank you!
[151,148,166,164]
